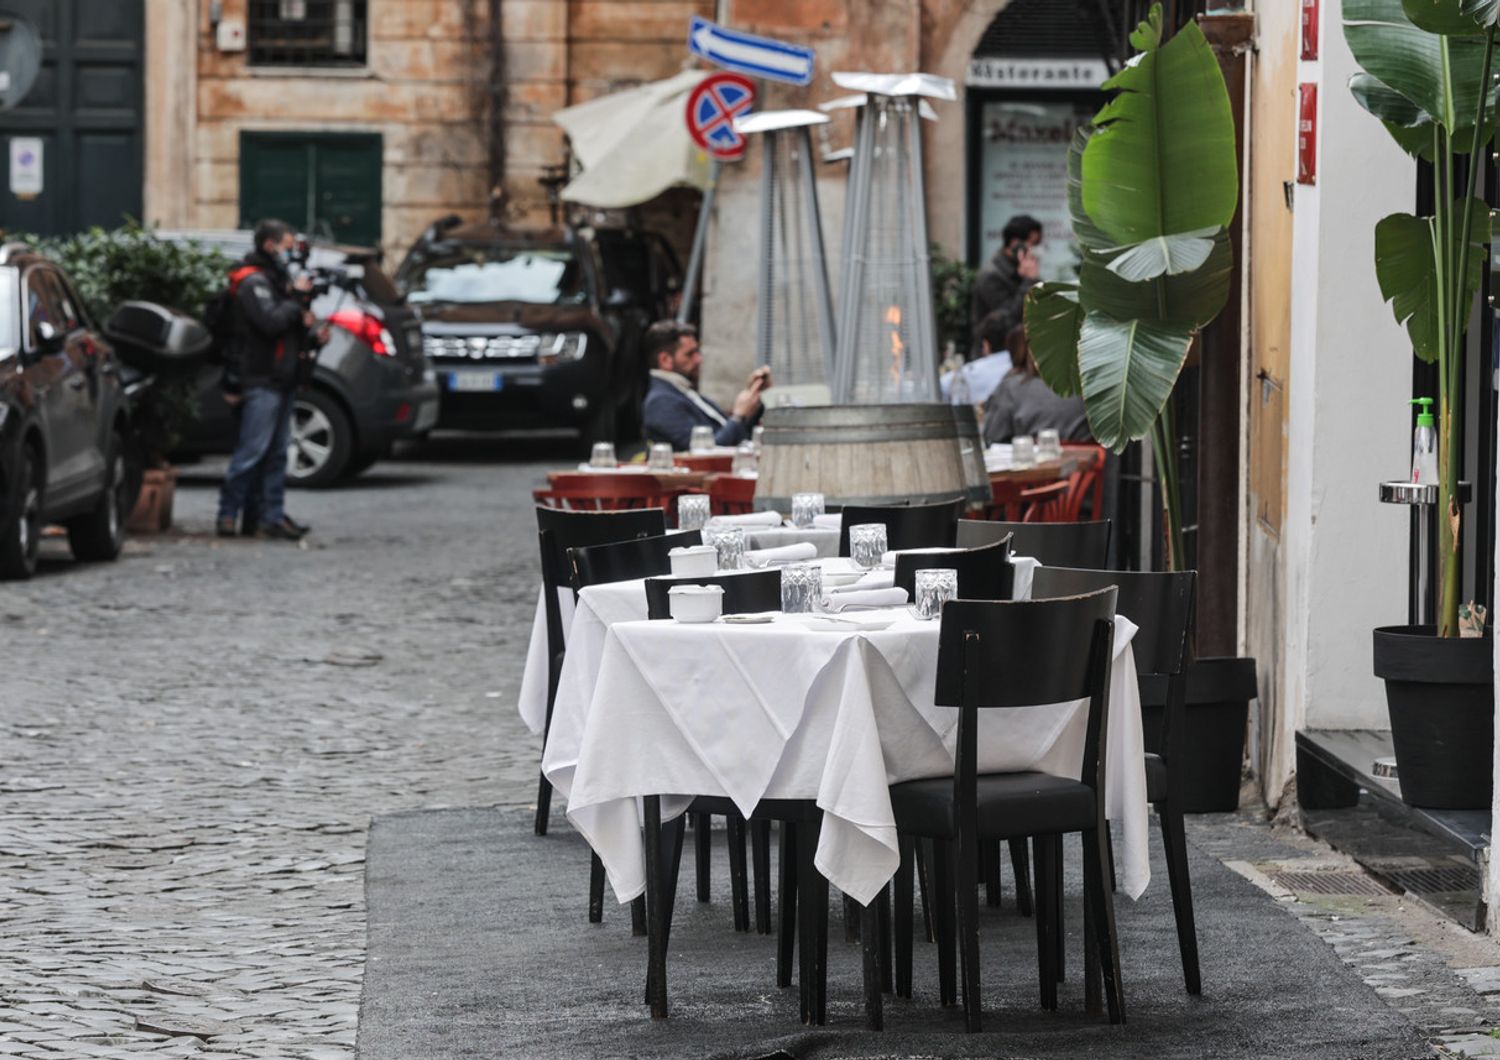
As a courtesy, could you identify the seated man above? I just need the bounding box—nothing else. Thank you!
[982,324,1092,445]
[941,310,1013,405]
[641,320,772,450]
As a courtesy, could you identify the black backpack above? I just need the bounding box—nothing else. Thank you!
[203,265,260,363]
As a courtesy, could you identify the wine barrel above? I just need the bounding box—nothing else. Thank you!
[951,405,992,506]
[756,404,973,511]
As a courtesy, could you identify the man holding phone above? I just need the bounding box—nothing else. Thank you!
[641,320,771,450]
[970,215,1043,355]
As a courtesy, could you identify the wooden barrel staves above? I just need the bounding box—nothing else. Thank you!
[756,404,977,510]
[951,405,992,507]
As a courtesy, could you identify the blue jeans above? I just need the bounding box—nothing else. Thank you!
[217,386,294,526]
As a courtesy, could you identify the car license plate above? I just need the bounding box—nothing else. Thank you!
[446,371,503,393]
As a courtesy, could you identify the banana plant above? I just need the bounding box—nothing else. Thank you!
[1344,0,1498,636]
[1024,4,1237,569]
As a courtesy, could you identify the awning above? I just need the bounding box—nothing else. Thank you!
[553,69,715,208]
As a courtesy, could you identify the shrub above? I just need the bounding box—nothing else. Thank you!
[930,243,977,357]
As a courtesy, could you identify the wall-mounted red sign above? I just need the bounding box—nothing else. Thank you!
[1298,83,1318,185]
[1301,0,1319,60]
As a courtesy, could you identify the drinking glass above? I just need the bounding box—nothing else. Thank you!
[732,441,758,476]
[915,567,959,620]
[752,425,765,454]
[689,425,715,452]
[677,494,710,532]
[780,562,822,614]
[791,492,825,529]
[1036,429,1062,462]
[1011,435,1036,468]
[849,523,888,570]
[589,441,617,468]
[648,442,675,470]
[706,525,746,570]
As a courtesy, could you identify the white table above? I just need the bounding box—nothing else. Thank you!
[745,526,840,557]
[541,604,1148,909]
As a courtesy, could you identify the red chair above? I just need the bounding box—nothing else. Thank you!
[1059,444,1107,522]
[708,475,756,515]
[676,453,735,473]
[533,473,690,518]
[1018,480,1070,522]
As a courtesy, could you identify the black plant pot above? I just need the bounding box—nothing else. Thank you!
[1373,625,1493,810]
[1140,656,1257,813]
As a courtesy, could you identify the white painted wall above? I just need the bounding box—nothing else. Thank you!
[1280,2,1414,745]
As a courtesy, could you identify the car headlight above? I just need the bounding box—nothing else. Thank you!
[537,332,587,366]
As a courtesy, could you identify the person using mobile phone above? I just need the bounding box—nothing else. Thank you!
[970,215,1043,357]
[641,320,774,451]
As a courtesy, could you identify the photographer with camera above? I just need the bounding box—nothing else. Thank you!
[215,218,328,541]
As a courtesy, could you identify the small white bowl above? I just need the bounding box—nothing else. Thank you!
[669,545,718,577]
[668,584,724,623]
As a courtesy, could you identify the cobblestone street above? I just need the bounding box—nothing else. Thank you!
[0,443,550,1057]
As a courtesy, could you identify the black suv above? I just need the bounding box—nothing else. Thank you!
[0,243,132,579]
[396,217,682,443]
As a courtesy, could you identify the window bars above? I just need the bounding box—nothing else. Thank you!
[248,0,367,67]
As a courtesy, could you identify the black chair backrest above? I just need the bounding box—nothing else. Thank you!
[1029,566,1195,679]
[893,537,1014,601]
[938,590,1117,801]
[838,499,964,556]
[644,569,782,620]
[569,531,703,590]
[957,519,1112,569]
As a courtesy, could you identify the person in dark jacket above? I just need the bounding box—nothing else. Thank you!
[215,219,325,540]
[970,215,1042,354]
[982,325,1092,445]
[640,320,772,450]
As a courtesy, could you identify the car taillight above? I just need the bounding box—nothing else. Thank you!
[329,308,394,356]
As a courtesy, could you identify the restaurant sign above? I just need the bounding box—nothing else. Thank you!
[967,57,1110,90]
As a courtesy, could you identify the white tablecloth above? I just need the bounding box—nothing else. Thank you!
[745,526,841,556]
[542,604,1148,909]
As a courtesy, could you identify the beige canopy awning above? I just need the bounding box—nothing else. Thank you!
[552,69,715,208]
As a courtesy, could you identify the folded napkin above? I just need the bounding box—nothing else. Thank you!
[829,570,896,593]
[707,510,783,528]
[880,546,960,569]
[820,587,909,612]
[812,513,843,530]
[743,541,819,568]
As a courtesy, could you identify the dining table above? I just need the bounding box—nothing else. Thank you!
[531,559,1150,911]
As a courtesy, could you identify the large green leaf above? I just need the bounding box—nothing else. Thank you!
[1077,311,1195,452]
[1345,0,1498,143]
[1024,282,1085,397]
[1080,230,1233,328]
[1373,198,1489,361]
[1403,0,1486,34]
[1066,126,1111,253]
[1080,16,1238,254]
[1102,226,1221,280]
[1465,0,1500,26]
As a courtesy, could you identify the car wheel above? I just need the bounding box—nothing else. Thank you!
[0,445,41,580]
[286,389,353,489]
[66,431,128,563]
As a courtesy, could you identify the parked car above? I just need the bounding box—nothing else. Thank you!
[0,243,133,579]
[395,216,682,444]
[157,231,440,487]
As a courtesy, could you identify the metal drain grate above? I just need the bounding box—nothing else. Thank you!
[1269,870,1394,896]
[1382,865,1481,894]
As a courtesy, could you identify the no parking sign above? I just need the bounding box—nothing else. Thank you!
[685,73,756,162]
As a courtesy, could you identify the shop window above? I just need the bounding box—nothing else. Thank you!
[248,0,367,67]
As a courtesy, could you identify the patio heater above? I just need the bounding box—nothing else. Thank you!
[733,109,839,400]
[829,73,956,405]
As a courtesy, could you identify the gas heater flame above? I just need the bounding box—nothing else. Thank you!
[885,305,904,385]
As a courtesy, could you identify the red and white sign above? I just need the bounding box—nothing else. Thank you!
[1301,0,1319,60]
[685,72,757,161]
[1298,83,1318,185]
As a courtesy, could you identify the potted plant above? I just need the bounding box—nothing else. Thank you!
[1345,0,1496,808]
[1024,4,1256,811]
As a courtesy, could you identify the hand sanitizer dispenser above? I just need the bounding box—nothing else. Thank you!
[1410,397,1438,485]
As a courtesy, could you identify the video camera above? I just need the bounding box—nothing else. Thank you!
[289,238,349,303]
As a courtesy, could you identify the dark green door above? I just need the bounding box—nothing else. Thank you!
[239,132,382,247]
[0,0,144,235]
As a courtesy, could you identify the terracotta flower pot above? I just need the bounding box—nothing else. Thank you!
[127,466,177,534]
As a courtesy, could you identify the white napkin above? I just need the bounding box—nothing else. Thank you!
[880,546,960,569]
[830,570,896,592]
[812,513,843,530]
[707,511,782,528]
[819,587,909,612]
[743,541,819,568]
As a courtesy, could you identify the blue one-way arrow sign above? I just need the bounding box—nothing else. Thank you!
[688,16,815,86]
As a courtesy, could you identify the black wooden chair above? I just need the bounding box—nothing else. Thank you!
[568,530,702,589]
[534,506,664,838]
[838,499,964,556]
[957,518,1112,569]
[892,537,1014,602]
[642,569,834,1024]
[644,569,782,936]
[864,589,1125,1031]
[1031,565,1200,995]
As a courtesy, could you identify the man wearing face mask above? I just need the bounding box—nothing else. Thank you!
[215,218,325,541]
[970,215,1043,356]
